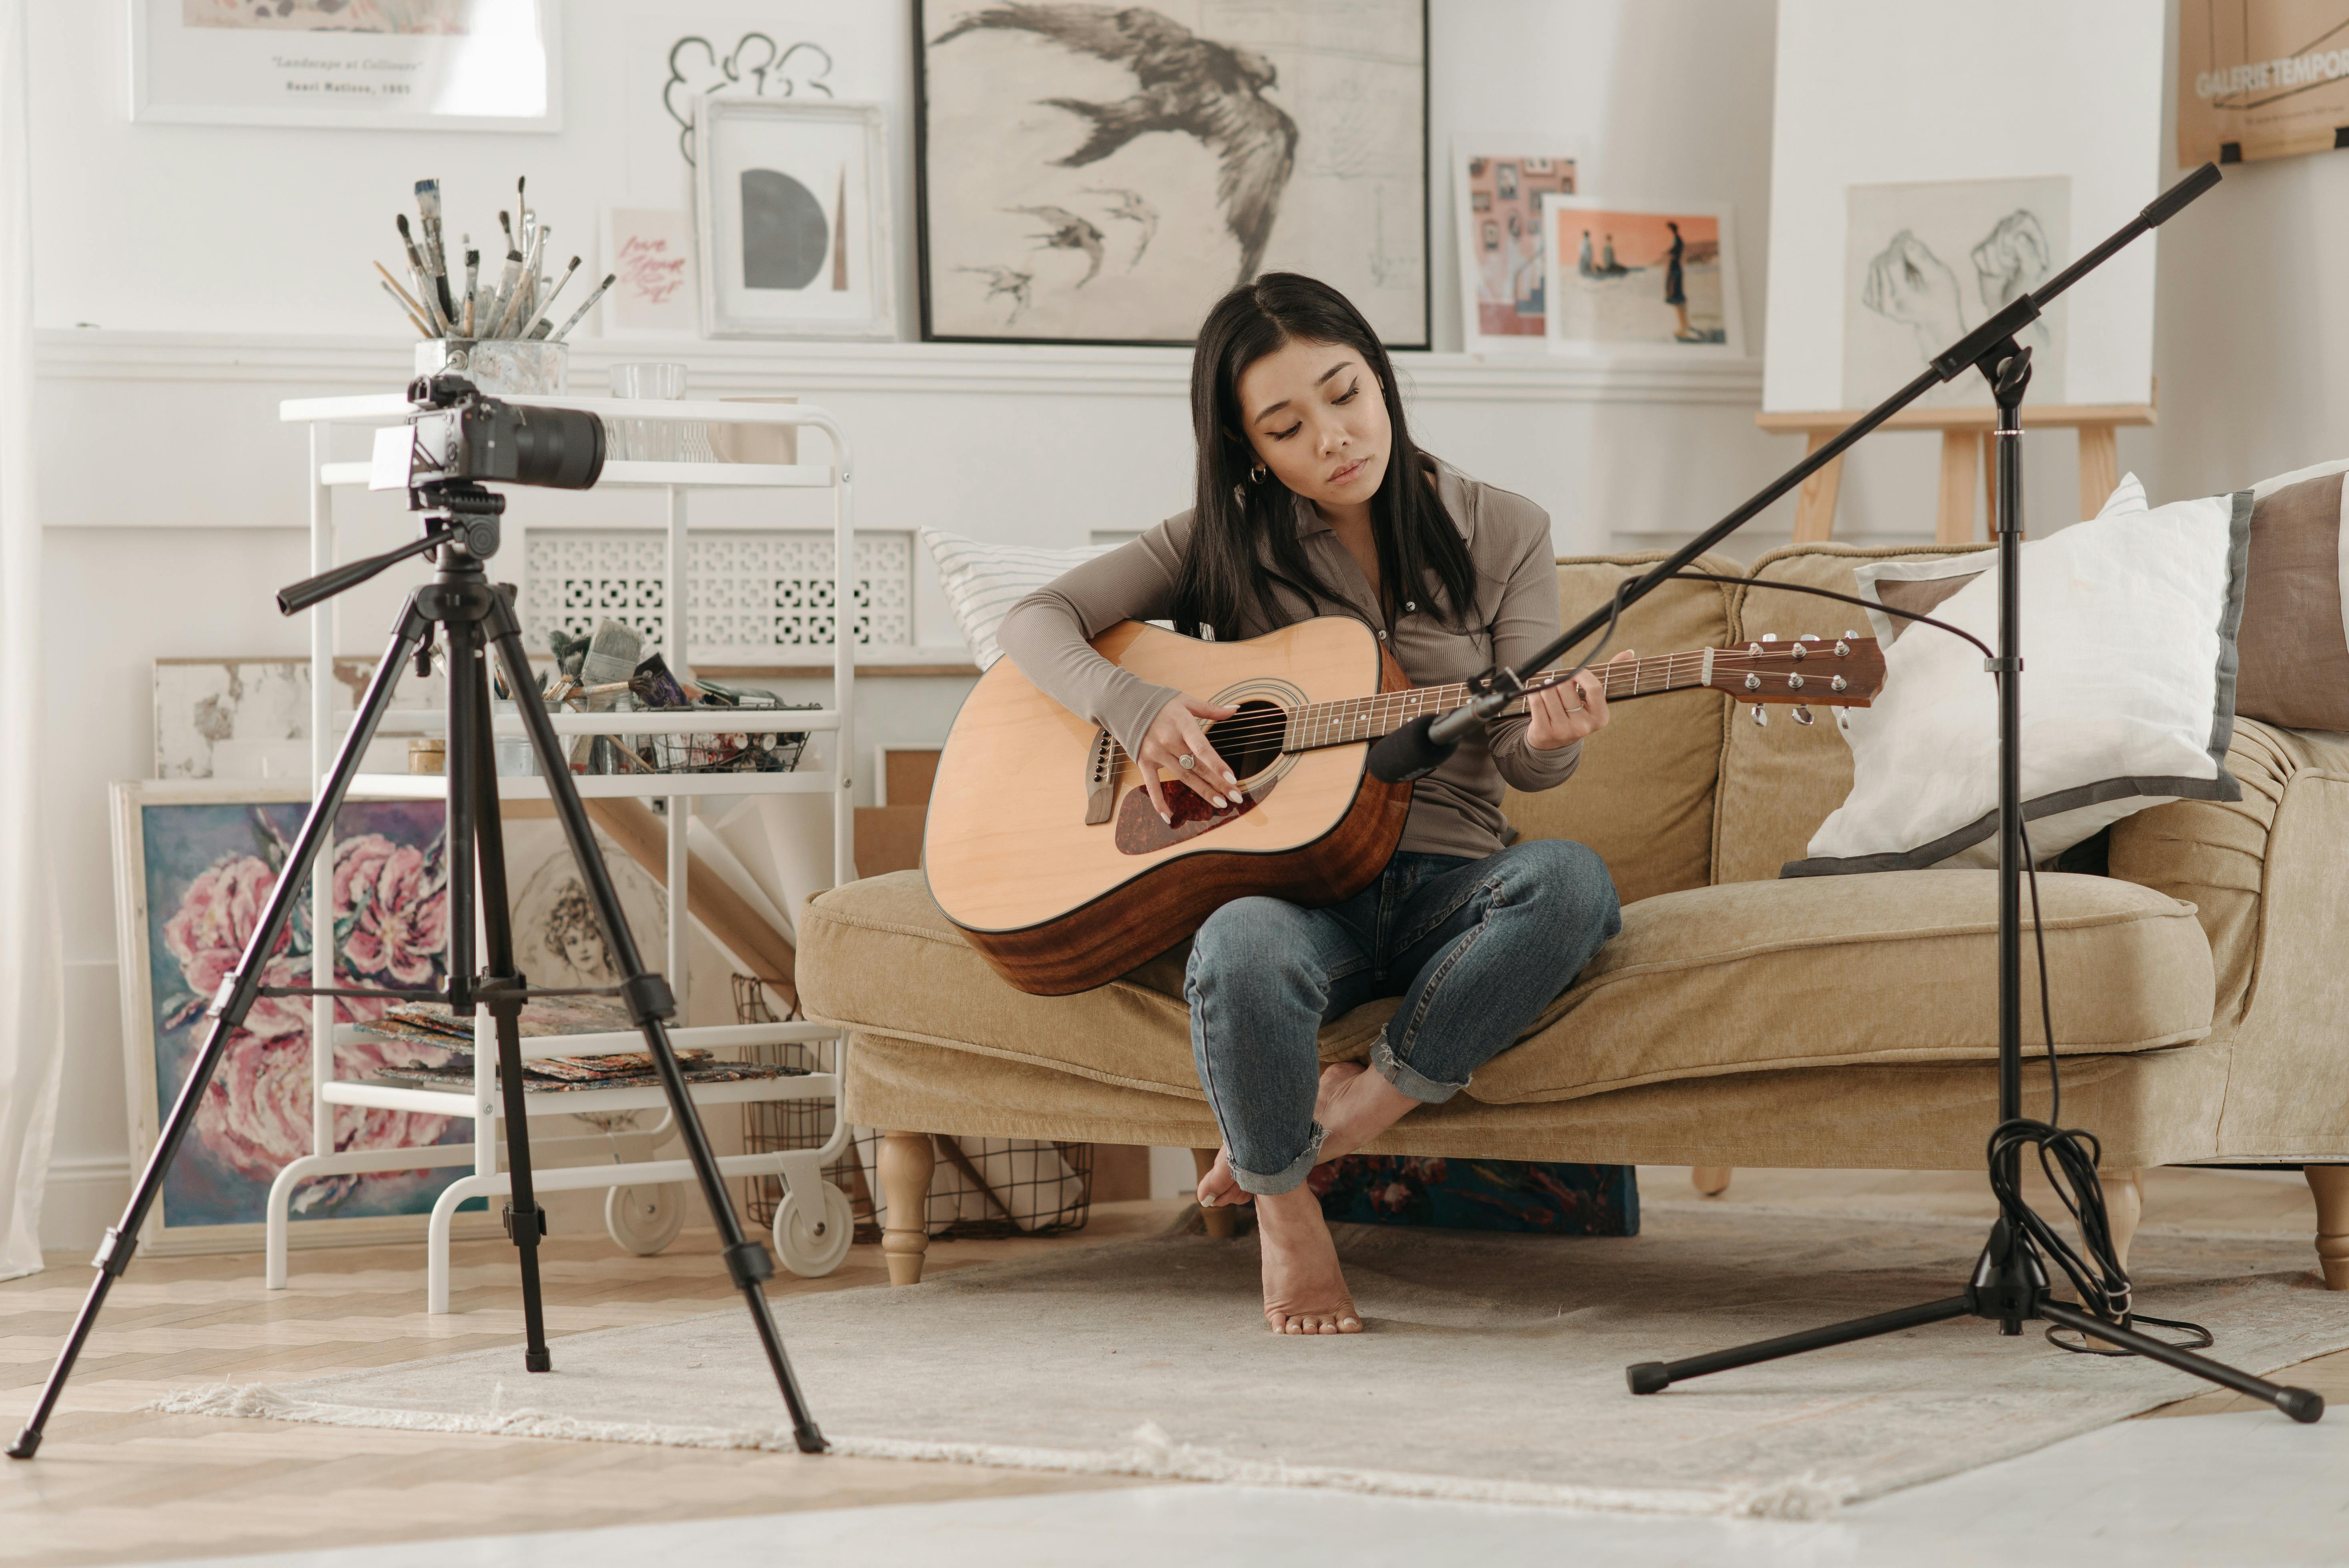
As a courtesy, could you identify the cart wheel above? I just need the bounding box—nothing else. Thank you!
[605,1184,686,1256]
[773,1180,854,1278]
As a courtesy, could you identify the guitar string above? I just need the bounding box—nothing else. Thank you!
[1095,648,1857,769]
[1091,645,1874,775]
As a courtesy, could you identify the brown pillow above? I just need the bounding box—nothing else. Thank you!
[2236,472,2349,733]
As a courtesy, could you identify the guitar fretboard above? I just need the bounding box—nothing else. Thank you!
[1282,650,1715,752]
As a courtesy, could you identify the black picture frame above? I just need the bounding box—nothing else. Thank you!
[912,0,1431,349]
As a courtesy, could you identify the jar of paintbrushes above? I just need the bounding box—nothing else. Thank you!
[376,175,617,396]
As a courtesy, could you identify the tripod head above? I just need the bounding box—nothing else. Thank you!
[275,481,508,617]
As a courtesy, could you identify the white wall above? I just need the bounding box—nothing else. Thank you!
[30,0,1792,1244]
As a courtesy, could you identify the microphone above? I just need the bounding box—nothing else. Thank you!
[1367,704,1485,783]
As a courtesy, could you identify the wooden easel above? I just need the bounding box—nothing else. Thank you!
[1757,399,2155,545]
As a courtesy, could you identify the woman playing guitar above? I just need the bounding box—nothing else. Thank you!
[996,274,1629,1336]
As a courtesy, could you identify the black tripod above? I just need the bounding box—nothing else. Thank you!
[1372,162,2320,1422]
[9,480,827,1459]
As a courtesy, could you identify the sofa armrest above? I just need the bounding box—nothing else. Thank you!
[2108,719,2349,1031]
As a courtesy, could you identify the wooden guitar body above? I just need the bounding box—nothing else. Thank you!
[925,618,1412,995]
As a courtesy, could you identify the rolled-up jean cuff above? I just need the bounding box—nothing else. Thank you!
[1371,1030,1467,1104]
[1230,1123,1327,1196]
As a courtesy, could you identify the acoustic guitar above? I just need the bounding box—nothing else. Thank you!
[926,617,1886,995]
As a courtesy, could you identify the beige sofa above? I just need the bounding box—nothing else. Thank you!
[800,543,2349,1290]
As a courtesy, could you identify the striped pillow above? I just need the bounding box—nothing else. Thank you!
[920,529,1112,670]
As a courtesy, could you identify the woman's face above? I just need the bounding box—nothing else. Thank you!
[1234,337,1390,512]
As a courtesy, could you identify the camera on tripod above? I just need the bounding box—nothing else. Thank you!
[368,372,606,497]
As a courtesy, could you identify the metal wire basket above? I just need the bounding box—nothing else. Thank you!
[732,977,1094,1241]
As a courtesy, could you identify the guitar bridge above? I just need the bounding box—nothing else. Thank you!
[1084,727,1117,825]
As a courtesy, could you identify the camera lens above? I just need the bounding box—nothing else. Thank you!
[503,405,605,489]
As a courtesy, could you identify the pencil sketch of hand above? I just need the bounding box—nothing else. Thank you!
[1969,210,2052,312]
[1862,230,1966,358]
[934,4,1299,284]
[665,33,836,164]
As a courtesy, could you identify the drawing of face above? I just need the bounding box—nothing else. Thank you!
[1235,338,1391,512]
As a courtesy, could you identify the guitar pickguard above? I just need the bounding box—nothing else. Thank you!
[1113,777,1259,854]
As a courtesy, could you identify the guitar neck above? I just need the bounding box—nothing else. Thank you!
[1282,649,1713,753]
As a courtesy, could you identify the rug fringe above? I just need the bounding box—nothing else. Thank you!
[142,1384,1855,1520]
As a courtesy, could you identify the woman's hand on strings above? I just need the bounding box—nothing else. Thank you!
[1526,649,1633,753]
[1138,696,1242,821]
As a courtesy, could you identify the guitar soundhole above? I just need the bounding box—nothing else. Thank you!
[1211,699,1286,782]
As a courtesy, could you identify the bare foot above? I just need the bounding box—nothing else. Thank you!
[1315,1059,1418,1165]
[1195,1146,1252,1209]
[1255,1186,1362,1335]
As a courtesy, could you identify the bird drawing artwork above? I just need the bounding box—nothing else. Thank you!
[1085,186,1161,267]
[931,4,1300,286]
[1007,204,1108,286]
[958,264,1037,322]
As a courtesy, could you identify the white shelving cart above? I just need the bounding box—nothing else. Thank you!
[265,391,858,1312]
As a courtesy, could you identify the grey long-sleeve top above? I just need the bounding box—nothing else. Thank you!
[994,458,1582,862]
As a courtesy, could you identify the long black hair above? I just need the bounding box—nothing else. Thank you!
[1175,274,1478,638]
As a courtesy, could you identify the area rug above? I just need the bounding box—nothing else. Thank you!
[154,1207,2348,1519]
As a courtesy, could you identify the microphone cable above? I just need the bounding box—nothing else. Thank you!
[1657,571,2215,1356]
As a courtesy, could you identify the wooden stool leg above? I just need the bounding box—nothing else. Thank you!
[879,1132,936,1286]
[1192,1147,1239,1239]
[2307,1165,2349,1291]
[2104,1168,2143,1273]
[1792,432,1843,543]
[1936,431,1980,545]
[1690,1167,1732,1198]
[2077,423,2119,521]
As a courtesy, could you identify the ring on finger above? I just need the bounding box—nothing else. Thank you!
[1177,753,1196,770]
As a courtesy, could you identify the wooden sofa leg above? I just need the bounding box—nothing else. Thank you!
[2308,1166,2349,1291]
[1691,1167,1732,1198]
[2104,1169,2143,1273]
[1193,1147,1239,1240]
[880,1132,936,1286]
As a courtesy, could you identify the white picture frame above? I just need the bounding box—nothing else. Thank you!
[1452,140,1581,356]
[1539,195,1745,360]
[131,0,561,132]
[693,96,896,341]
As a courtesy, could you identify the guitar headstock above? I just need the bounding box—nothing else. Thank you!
[1704,632,1886,727]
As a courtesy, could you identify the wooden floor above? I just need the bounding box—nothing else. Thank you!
[3,1171,2343,1566]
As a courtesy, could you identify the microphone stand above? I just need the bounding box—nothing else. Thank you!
[1372,160,2321,1421]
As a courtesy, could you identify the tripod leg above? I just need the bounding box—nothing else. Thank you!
[450,617,553,1372]
[2037,1300,2324,1423]
[482,594,828,1454]
[8,605,433,1460]
[1627,1296,1972,1395]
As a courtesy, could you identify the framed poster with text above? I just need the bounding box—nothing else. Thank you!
[132,0,561,132]
[2179,0,2349,166]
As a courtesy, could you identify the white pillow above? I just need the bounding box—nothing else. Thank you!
[1788,481,2249,875]
[920,528,1111,670]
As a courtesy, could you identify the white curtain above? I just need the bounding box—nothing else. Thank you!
[0,0,62,1282]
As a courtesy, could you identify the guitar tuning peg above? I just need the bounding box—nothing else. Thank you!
[1750,703,1768,727]
[1792,705,1816,726]
[1798,633,1821,643]
[1759,633,1778,643]
[1844,629,1862,640]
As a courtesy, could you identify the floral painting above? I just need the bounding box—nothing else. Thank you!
[133,796,471,1234]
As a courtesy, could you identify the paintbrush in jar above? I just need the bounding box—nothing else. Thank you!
[517,256,581,339]
[546,273,616,342]
[379,278,433,337]
[413,179,455,321]
[484,248,525,337]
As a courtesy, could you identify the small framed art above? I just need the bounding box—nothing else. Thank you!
[132,0,560,132]
[693,96,896,340]
[1539,196,1745,358]
[1452,143,1579,353]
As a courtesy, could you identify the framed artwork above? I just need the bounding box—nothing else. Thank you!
[111,782,490,1256]
[1539,196,1744,359]
[1452,144,1579,353]
[132,0,560,132]
[2178,1,2349,166]
[604,208,699,336]
[693,96,896,340]
[915,0,1430,347]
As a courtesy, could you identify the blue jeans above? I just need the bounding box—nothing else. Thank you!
[1183,840,1622,1196]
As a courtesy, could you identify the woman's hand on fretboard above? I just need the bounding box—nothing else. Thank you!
[1526,649,1633,753]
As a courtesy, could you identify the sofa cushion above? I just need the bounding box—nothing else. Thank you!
[1503,553,1742,905]
[800,867,2213,1110]
[1714,542,1990,884]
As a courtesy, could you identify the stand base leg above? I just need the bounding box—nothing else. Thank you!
[1629,1296,1972,1394]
